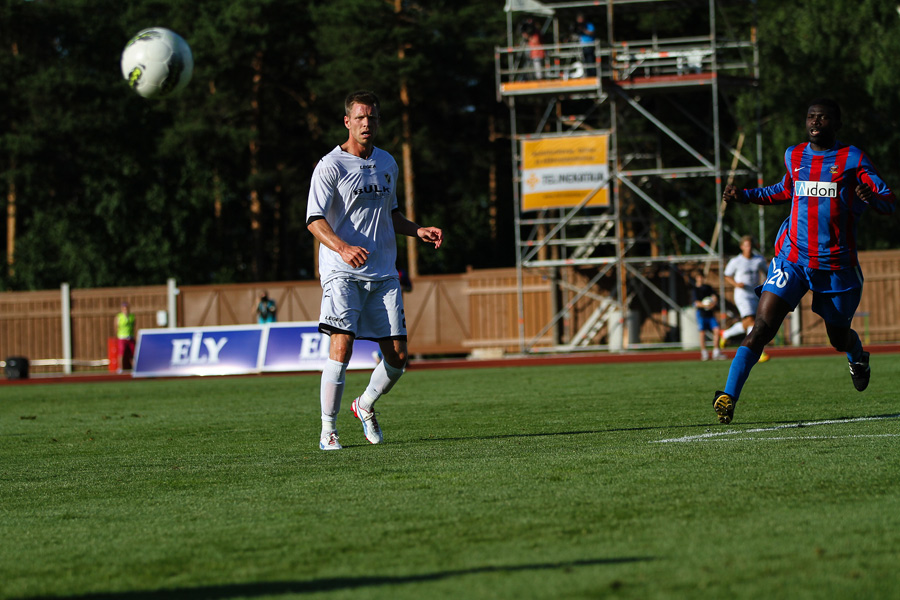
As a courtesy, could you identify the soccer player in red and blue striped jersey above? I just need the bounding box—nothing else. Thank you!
[712,99,895,424]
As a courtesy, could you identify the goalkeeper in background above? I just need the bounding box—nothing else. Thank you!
[692,271,723,362]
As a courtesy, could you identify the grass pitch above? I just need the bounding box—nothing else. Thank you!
[2,353,899,599]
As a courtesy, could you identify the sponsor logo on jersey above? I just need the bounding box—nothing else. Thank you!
[353,184,390,196]
[360,164,375,169]
[794,180,837,198]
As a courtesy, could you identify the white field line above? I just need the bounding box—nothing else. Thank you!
[653,414,900,444]
[697,434,900,442]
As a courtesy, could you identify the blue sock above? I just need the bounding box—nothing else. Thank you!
[845,330,863,363]
[724,346,762,401]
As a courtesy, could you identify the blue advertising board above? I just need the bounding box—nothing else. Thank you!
[261,323,381,372]
[133,322,379,378]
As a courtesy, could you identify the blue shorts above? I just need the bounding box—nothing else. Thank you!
[759,257,863,327]
[696,313,719,332]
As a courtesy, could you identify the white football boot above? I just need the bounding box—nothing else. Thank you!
[319,431,342,451]
[351,398,383,444]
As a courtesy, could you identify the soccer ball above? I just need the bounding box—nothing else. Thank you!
[701,296,715,309]
[120,28,193,99]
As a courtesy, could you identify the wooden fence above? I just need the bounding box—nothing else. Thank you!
[795,250,900,346]
[2,251,899,373]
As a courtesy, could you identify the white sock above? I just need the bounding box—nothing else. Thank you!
[321,359,347,434]
[360,360,405,411]
[723,322,747,339]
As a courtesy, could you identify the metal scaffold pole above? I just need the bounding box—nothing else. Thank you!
[497,0,761,354]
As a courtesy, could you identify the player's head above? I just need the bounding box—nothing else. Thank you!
[344,90,380,147]
[740,235,754,255]
[344,90,380,118]
[808,97,841,122]
[121,301,130,313]
[806,98,842,148]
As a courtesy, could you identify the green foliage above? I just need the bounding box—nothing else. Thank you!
[2,356,900,598]
[1,0,897,289]
[0,0,507,290]
[730,0,900,254]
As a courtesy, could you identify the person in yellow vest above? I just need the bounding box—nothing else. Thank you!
[115,301,137,373]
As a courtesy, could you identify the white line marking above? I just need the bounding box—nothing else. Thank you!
[653,414,900,444]
[697,434,900,442]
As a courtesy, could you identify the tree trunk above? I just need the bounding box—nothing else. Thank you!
[396,0,417,278]
[249,49,264,279]
[6,167,15,278]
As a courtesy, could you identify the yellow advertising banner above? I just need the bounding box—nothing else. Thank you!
[521,135,610,211]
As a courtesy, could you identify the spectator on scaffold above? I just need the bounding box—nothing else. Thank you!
[115,301,136,373]
[527,24,545,80]
[575,13,597,77]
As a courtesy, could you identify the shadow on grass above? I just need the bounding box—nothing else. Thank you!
[422,421,730,442]
[422,412,900,443]
[16,556,654,599]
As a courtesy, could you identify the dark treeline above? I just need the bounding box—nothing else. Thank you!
[1,0,898,290]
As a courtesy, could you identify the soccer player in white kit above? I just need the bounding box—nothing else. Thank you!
[721,235,769,361]
[306,90,443,450]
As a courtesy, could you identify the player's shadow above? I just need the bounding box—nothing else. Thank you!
[16,556,654,600]
[419,412,900,444]
[426,420,726,443]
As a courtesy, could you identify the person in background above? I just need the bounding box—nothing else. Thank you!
[527,23,545,80]
[575,13,597,77]
[115,301,136,373]
[693,271,723,362]
[720,235,770,363]
[256,291,277,323]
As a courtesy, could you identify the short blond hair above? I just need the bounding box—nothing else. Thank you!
[344,90,380,117]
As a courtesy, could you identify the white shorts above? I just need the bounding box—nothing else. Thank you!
[733,286,759,319]
[319,277,407,341]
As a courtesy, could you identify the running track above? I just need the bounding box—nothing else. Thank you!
[3,344,899,386]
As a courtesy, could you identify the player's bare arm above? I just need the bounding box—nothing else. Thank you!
[724,275,744,289]
[307,218,369,268]
[391,211,443,249]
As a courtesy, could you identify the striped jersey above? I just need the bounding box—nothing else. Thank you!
[741,142,895,270]
[306,145,400,284]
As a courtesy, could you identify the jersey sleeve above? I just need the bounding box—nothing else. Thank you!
[306,158,339,223]
[742,148,795,205]
[855,151,896,215]
[723,257,737,278]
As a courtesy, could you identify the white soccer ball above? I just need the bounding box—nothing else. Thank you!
[701,296,715,309]
[120,28,193,99]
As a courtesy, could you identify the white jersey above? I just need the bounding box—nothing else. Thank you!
[307,146,400,284]
[724,252,767,288]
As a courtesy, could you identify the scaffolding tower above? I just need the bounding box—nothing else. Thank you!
[496,0,762,353]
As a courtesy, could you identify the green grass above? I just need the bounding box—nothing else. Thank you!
[2,354,899,599]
